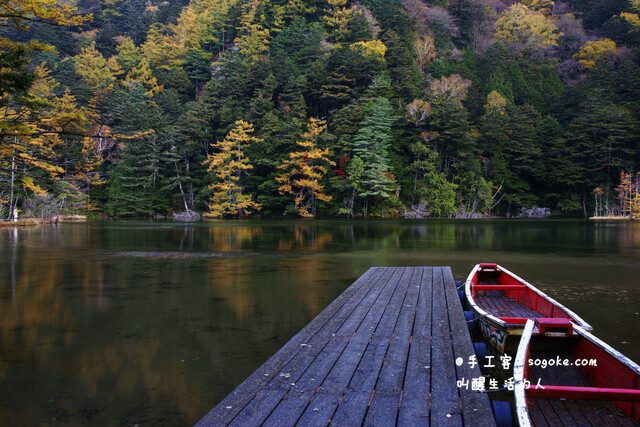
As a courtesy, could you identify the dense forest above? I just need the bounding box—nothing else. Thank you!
[1,0,640,219]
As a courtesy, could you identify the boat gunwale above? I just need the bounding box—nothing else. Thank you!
[464,264,593,331]
[513,319,535,427]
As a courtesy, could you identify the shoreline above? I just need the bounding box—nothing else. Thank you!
[589,216,632,221]
[0,215,88,227]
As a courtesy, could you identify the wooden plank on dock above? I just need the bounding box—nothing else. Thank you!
[196,267,496,426]
[442,267,500,426]
[397,267,433,425]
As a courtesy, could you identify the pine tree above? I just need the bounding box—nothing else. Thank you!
[352,97,397,216]
[103,88,170,217]
[203,120,261,218]
[106,131,168,217]
[276,118,335,218]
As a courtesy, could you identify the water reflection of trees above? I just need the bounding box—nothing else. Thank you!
[208,224,263,252]
[0,225,348,424]
[1,220,639,423]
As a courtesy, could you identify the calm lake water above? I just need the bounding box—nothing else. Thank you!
[1,219,639,424]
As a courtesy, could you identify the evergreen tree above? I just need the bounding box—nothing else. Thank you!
[103,88,169,217]
[352,97,398,216]
[409,141,458,217]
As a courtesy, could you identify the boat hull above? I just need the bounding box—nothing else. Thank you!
[478,317,523,354]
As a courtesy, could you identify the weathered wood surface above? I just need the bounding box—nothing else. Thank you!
[528,398,640,426]
[196,267,495,426]
[475,293,544,318]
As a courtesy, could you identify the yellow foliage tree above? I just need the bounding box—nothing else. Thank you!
[1,1,90,218]
[1,0,87,28]
[573,39,618,69]
[141,23,172,69]
[615,171,640,218]
[1,0,90,117]
[203,120,261,218]
[0,0,89,55]
[523,0,555,15]
[632,193,640,220]
[620,12,640,26]
[236,0,271,64]
[349,40,387,60]
[276,118,336,218]
[282,0,317,16]
[484,91,508,116]
[49,88,103,213]
[494,4,560,50]
[125,57,163,96]
[0,66,66,215]
[415,35,437,72]
[74,42,119,90]
[168,0,239,58]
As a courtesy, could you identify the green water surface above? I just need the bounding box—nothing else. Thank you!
[0,219,639,424]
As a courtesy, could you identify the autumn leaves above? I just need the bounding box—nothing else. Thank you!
[204,118,335,219]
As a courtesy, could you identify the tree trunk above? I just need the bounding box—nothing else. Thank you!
[312,192,317,218]
[7,136,16,221]
[349,187,356,218]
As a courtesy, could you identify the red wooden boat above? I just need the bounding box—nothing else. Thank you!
[514,318,640,426]
[464,263,592,353]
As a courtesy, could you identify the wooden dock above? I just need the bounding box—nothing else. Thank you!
[197,267,496,426]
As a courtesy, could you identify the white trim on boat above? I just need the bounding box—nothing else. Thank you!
[514,319,535,427]
[465,263,592,330]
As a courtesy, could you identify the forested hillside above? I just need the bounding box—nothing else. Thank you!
[2,0,640,219]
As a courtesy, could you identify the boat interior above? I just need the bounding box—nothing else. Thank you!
[525,335,640,426]
[472,266,572,321]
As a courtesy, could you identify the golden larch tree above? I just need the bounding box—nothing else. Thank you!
[203,120,261,218]
[615,171,633,217]
[125,57,163,96]
[235,0,271,64]
[1,66,65,215]
[0,0,90,218]
[74,42,121,90]
[276,118,336,218]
